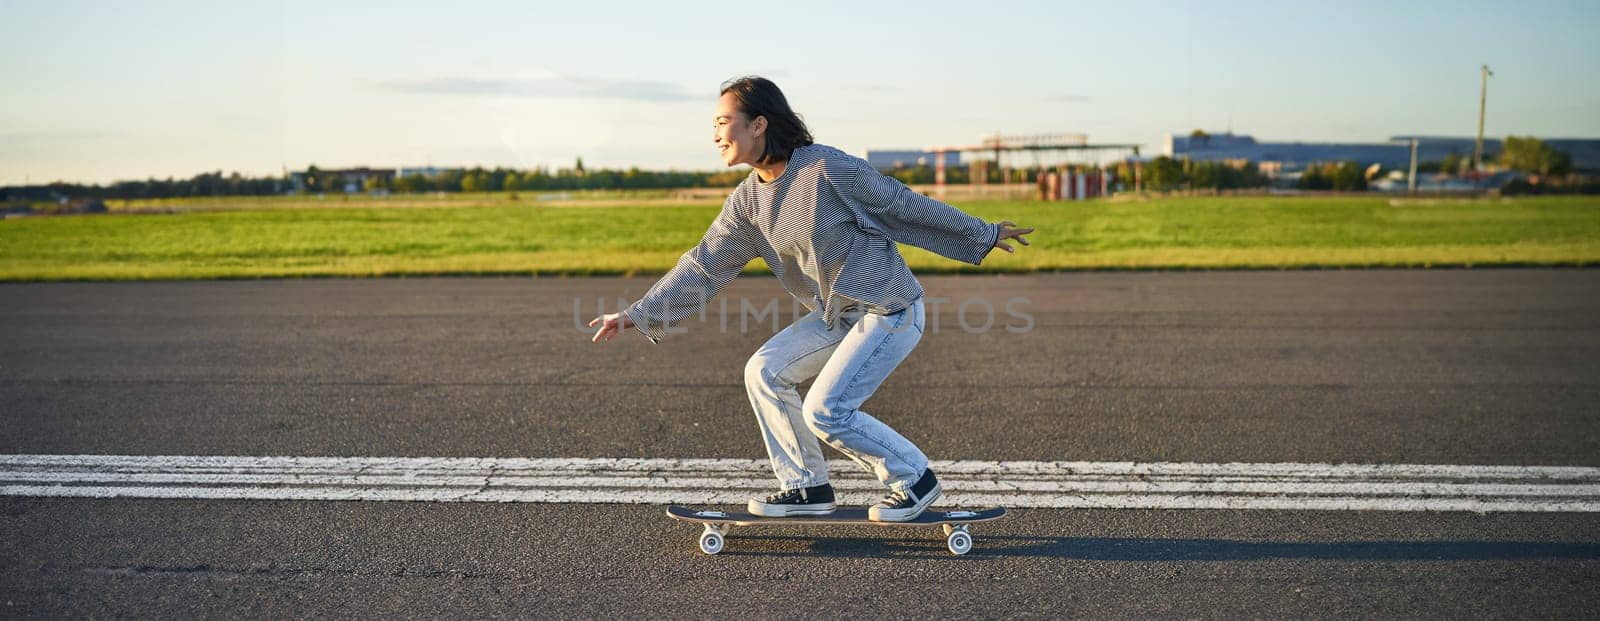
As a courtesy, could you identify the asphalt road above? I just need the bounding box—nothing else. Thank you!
[2,270,1597,618]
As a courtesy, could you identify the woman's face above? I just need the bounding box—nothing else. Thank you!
[713,92,766,167]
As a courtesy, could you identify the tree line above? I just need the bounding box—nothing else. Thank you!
[2,137,1579,201]
[3,161,752,201]
[5,170,287,201]
[378,165,749,194]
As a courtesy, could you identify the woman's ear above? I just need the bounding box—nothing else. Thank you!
[752,115,767,137]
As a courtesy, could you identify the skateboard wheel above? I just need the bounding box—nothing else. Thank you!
[946,530,972,555]
[699,530,725,555]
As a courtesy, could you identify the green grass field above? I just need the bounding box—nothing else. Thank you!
[2,195,1597,281]
[97,189,704,212]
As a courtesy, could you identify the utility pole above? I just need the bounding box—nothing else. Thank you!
[1474,64,1493,173]
[1132,146,1143,194]
[1408,138,1419,194]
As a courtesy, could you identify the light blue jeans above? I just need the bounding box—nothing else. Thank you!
[743,297,929,494]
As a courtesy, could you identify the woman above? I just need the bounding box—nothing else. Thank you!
[589,76,1033,522]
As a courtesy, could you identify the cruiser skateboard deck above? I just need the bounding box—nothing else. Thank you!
[666,505,1007,555]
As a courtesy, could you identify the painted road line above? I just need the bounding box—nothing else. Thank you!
[1,455,1597,512]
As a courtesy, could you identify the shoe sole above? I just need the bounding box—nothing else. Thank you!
[747,502,837,518]
[867,483,942,522]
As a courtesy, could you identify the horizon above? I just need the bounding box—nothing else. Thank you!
[3,0,1598,186]
[4,129,1580,190]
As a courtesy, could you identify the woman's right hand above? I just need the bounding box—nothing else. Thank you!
[993,220,1035,253]
[588,312,634,343]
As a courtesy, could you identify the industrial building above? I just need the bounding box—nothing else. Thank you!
[865,150,961,171]
[1165,132,1600,173]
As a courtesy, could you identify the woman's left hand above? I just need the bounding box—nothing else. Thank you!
[993,221,1035,253]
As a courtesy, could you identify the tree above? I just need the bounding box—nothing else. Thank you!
[392,174,422,193]
[889,165,935,185]
[435,169,464,192]
[1298,161,1365,191]
[1329,161,1367,191]
[1499,136,1572,176]
[461,169,490,193]
[488,168,510,191]
[1143,156,1184,191]
[1187,160,1220,190]
[305,165,324,193]
[1440,152,1466,175]
[1234,161,1266,188]
[1111,161,1137,190]
[1298,164,1331,190]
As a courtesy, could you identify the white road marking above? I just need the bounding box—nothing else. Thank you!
[2,454,1597,512]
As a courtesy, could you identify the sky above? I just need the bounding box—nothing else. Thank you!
[2,0,1597,185]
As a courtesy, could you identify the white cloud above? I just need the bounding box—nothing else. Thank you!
[370,76,697,103]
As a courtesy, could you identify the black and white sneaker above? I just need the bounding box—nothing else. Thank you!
[868,468,941,522]
[747,483,836,517]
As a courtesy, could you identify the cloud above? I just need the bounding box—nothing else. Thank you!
[371,76,698,102]
[0,129,125,142]
[838,82,900,95]
[1048,94,1095,103]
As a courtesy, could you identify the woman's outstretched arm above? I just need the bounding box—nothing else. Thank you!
[590,195,759,344]
[846,158,1032,264]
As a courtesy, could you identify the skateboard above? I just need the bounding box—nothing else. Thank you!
[666,505,1007,556]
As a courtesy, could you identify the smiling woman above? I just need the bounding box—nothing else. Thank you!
[587,76,1035,524]
[713,77,813,176]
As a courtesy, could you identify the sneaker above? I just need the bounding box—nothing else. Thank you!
[868,468,942,522]
[747,483,836,517]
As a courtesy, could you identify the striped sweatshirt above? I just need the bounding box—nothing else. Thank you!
[624,143,1001,343]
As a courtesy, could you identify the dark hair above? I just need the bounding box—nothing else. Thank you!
[720,76,813,165]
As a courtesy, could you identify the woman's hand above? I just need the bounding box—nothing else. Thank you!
[588,312,634,343]
[993,221,1035,253]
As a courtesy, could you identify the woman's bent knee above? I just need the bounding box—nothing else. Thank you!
[801,396,852,435]
[744,354,778,391]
